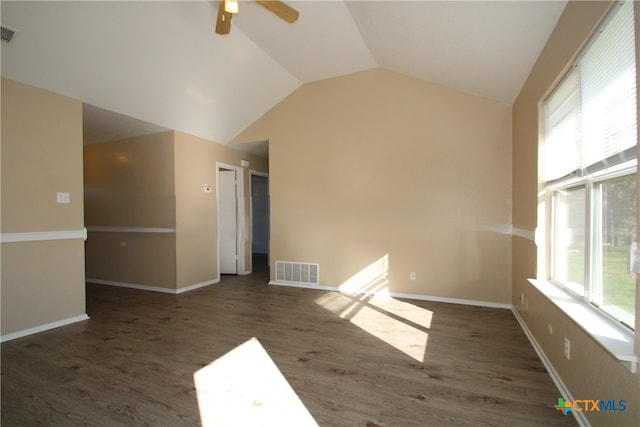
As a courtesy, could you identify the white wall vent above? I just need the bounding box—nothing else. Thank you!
[1,26,17,43]
[275,261,319,286]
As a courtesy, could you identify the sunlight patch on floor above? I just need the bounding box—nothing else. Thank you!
[315,255,433,363]
[193,338,318,427]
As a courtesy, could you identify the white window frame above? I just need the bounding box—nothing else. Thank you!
[535,0,638,372]
[548,161,637,330]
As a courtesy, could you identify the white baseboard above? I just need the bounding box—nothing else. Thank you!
[389,291,511,309]
[269,280,339,292]
[87,278,178,294]
[176,278,220,294]
[1,314,90,343]
[87,278,219,294]
[269,280,511,309]
[511,307,588,427]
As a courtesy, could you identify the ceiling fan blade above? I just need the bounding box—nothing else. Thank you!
[216,1,232,35]
[254,1,299,23]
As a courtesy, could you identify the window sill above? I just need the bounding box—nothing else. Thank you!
[527,278,637,373]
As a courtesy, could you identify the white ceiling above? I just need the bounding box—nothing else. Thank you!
[1,1,567,156]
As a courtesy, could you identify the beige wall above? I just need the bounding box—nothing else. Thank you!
[84,132,176,228]
[174,131,268,289]
[174,132,217,289]
[233,68,512,303]
[1,78,86,335]
[512,1,639,424]
[1,79,84,232]
[84,132,177,290]
[84,130,269,291]
[2,241,87,333]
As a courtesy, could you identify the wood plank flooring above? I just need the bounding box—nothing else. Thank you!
[2,264,576,426]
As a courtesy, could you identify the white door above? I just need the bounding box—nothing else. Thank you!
[219,169,237,274]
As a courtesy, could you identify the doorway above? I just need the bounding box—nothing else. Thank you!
[250,172,269,272]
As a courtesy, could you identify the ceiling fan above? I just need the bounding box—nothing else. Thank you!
[216,0,299,35]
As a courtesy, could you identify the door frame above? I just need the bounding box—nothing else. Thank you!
[216,162,246,275]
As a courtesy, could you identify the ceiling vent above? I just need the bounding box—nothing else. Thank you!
[1,26,17,43]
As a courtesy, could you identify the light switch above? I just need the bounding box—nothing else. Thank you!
[56,192,70,204]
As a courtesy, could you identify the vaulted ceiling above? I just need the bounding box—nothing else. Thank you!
[1,1,567,155]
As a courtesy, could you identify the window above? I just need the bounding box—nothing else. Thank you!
[544,1,637,330]
[551,185,586,296]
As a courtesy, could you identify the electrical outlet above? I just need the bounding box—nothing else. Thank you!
[520,291,525,305]
[548,323,553,335]
[410,272,416,281]
[564,337,570,360]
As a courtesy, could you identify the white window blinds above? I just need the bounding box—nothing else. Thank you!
[544,68,581,180]
[544,0,637,182]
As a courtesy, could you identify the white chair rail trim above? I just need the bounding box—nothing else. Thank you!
[0,229,86,243]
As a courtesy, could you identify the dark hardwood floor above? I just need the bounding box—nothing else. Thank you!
[2,261,575,426]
